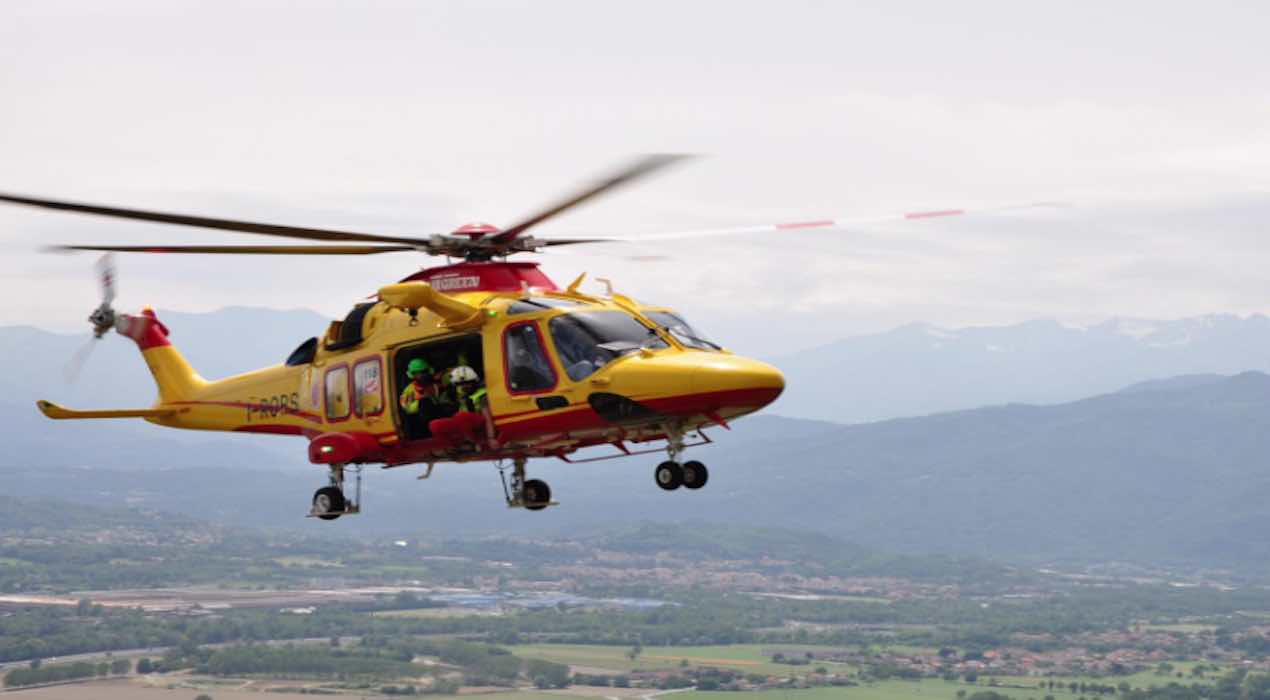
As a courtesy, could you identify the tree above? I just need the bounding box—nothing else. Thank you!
[137,658,154,674]
[111,659,131,675]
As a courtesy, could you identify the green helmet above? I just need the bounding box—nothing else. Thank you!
[406,358,431,378]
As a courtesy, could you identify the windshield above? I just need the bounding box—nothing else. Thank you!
[549,310,668,381]
[644,311,720,351]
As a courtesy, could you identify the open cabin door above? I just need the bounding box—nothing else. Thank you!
[391,333,485,442]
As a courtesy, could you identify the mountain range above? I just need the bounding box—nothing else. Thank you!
[6,308,1270,572]
[768,314,1270,422]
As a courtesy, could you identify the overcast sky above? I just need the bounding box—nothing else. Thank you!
[2,1,1268,356]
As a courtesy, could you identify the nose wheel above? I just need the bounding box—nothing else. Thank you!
[654,426,710,491]
[681,460,709,489]
[655,461,683,490]
[654,460,709,490]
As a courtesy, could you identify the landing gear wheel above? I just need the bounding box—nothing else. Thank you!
[523,479,551,511]
[681,460,709,490]
[655,461,684,491]
[313,486,345,521]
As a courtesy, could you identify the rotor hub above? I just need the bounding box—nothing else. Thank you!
[452,222,502,240]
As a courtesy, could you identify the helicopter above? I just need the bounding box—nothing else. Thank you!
[0,155,991,519]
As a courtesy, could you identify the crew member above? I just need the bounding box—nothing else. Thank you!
[399,358,442,418]
[428,365,491,448]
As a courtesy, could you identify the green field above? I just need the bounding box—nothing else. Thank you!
[372,607,500,619]
[513,643,854,676]
[682,680,961,700]
[1139,623,1219,634]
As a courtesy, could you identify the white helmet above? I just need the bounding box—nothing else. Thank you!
[447,365,479,385]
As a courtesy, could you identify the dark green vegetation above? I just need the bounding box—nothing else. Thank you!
[7,497,1270,695]
[3,658,129,688]
[7,569,1270,665]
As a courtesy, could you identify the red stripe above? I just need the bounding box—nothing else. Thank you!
[170,400,324,424]
[776,219,835,230]
[234,424,306,436]
[904,209,964,219]
[495,387,780,440]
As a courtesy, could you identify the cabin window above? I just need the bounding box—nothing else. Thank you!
[324,366,350,420]
[353,358,384,417]
[504,321,556,393]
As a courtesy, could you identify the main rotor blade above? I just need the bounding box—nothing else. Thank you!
[0,192,428,246]
[609,201,1070,242]
[538,238,614,247]
[47,244,420,255]
[493,154,691,244]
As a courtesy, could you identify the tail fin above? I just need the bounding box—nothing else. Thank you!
[116,308,207,403]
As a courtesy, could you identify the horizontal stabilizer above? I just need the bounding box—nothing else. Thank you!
[36,400,174,421]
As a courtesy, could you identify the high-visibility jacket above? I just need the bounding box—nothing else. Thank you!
[399,381,442,415]
[455,387,488,414]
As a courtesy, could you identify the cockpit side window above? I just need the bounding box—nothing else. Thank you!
[503,321,557,393]
[548,310,668,381]
[645,311,720,351]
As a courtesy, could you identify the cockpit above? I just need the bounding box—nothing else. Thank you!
[499,296,722,383]
[641,310,720,352]
[549,310,669,380]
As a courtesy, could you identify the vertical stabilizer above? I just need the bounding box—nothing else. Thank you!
[116,308,207,403]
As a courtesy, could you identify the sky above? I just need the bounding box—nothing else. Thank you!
[1,0,1268,356]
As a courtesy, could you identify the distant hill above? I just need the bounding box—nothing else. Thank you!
[0,307,331,469]
[7,374,1270,572]
[768,314,1270,422]
[7,308,1270,571]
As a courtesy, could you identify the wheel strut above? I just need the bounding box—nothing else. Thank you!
[309,463,361,519]
[498,457,554,511]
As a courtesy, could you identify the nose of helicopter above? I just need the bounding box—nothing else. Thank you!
[594,352,784,422]
[689,354,785,400]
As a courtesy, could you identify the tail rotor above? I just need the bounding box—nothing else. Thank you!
[89,253,117,338]
[64,254,117,383]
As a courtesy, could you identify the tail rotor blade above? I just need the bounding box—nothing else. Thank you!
[96,253,116,304]
[63,338,97,384]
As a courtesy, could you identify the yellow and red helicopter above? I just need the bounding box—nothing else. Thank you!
[0,155,988,519]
